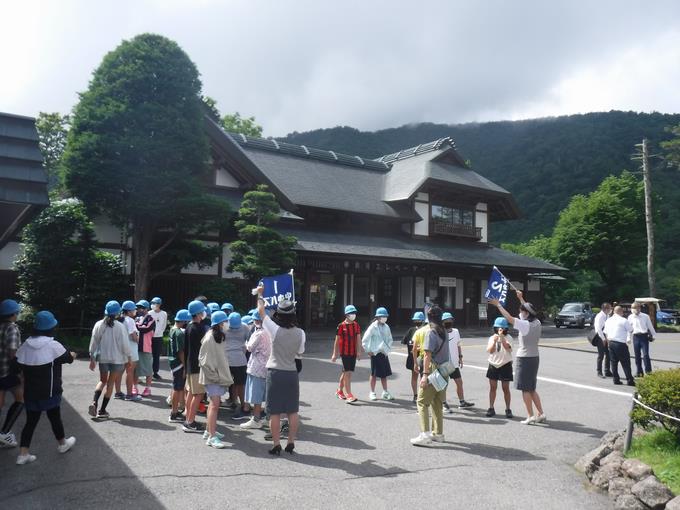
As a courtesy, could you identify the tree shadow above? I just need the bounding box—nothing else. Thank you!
[295,422,376,450]
[536,420,606,438]
[282,454,406,479]
[437,441,546,461]
[109,417,176,431]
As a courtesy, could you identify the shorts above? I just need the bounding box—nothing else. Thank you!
[137,353,153,377]
[230,365,247,386]
[450,367,461,380]
[370,352,392,378]
[406,352,415,371]
[128,340,139,362]
[99,362,125,373]
[0,374,21,391]
[171,366,185,391]
[185,373,205,395]
[205,384,227,398]
[486,362,513,381]
[244,374,266,404]
[341,355,356,372]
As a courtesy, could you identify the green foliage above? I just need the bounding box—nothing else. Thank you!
[631,368,680,442]
[15,199,126,329]
[228,185,296,282]
[661,123,680,169]
[221,112,263,137]
[627,428,680,494]
[197,279,249,315]
[36,112,69,195]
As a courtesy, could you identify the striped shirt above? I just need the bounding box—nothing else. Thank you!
[337,321,361,357]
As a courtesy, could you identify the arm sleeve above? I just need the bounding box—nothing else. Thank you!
[595,314,605,338]
[647,315,656,336]
[89,322,101,356]
[298,330,306,355]
[263,315,279,339]
[514,318,531,336]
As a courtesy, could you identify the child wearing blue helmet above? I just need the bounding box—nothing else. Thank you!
[486,316,514,418]
[331,305,362,403]
[402,311,425,402]
[361,307,394,401]
[168,309,190,423]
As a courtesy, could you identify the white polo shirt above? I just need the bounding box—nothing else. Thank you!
[604,314,632,343]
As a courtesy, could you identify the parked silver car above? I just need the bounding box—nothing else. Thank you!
[554,302,594,328]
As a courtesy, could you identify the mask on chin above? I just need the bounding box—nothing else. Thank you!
[347,314,356,322]
[519,311,529,321]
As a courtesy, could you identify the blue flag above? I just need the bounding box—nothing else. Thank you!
[259,272,295,309]
[484,266,509,305]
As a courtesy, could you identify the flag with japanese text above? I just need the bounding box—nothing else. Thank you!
[484,266,509,305]
[259,271,295,309]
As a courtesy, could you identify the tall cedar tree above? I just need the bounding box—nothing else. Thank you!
[63,34,229,298]
[228,185,296,282]
[36,112,69,195]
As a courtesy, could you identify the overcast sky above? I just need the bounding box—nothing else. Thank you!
[3,0,680,136]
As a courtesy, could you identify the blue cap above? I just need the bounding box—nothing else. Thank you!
[345,305,358,315]
[411,311,425,321]
[251,310,264,321]
[207,302,220,313]
[211,310,229,327]
[221,302,234,312]
[242,316,254,325]
[35,310,58,331]
[248,308,258,316]
[493,317,510,329]
[136,300,150,309]
[150,297,162,305]
[228,312,242,329]
[0,299,21,316]
[188,300,206,316]
[442,312,454,321]
[105,300,122,316]
[375,307,389,318]
[121,300,136,311]
[174,309,191,322]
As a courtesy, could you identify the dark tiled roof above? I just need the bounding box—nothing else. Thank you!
[375,137,457,164]
[278,227,565,273]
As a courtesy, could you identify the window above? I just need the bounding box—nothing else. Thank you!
[431,205,474,226]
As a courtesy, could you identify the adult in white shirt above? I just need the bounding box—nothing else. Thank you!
[593,303,612,378]
[148,297,168,380]
[628,302,656,377]
[603,306,635,386]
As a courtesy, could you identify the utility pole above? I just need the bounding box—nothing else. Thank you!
[633,139,657,297]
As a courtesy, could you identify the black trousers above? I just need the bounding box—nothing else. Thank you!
[595,336,611,375]
[608,341,634,384]
[152,337,163,375]
[20,406,64,448]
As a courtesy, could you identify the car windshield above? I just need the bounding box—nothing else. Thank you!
[561,304,582,312]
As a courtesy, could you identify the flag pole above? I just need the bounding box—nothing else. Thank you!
[289,269,295,303]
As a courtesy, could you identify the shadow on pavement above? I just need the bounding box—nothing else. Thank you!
[283,454,406,478]
[110,416,176,431]
[439,441,546,461]
[298,422,376,450]
[538,420,606,438]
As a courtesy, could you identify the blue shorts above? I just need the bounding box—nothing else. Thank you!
[205,384,227,398]
[99,362,125,373]
[244,374,266,405]
[171,367,185,391]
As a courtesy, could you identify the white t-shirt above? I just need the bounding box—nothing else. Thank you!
[149,309,168,338]
[447,328,462,368]
[123,316,138,338]
[487,334,514,368]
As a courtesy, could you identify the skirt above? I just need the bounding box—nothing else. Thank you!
[266,369,299,415]
[370,352,392,378]
[486,361,514,381]
[515,356,539,391]
[405,351,415,371]
[245,374,267,405]
[205,384,227,398]
[137,352,153,377]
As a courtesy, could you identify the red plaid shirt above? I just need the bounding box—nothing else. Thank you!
[337,321,361,357]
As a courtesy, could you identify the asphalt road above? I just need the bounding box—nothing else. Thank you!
[2,326,678,510]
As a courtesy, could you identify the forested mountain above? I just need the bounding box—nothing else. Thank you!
[280,111,680,267]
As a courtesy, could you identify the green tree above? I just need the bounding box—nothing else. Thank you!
[62,33,229,299]
[36,112,69,195]
[221,112,263,137]
[228,184,296,282]
[15,199,126,329]
[660,123,680,168]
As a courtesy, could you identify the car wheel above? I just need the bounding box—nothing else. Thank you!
[578,320,585,329]
[555,324,561,328]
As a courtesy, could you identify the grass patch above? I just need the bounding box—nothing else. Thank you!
[627,427,680,494]
[658,324,680,333]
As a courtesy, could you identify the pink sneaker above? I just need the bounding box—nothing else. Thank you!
[132,386,138,395]
[142,387,151,397]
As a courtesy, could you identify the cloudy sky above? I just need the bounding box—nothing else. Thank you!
[3,0,680,136]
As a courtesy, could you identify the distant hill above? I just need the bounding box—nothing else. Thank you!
[279,111,680,264]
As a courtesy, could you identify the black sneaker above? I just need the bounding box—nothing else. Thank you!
[459,401,475,408]
[613,380,623,385]
[182,421,203,433]
[114,392,125,400]
[169,412,186,423]
[231,409,251,421]
[485,407,496,417]
[152,373,162,381]
[627,380,636,387]
[97,410,110,420]
[505,409,513,419]
[597,373,605,379]
[604,373,613,378]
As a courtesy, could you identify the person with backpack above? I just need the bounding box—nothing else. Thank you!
[402,311,425,403]
[0,299,24,448]
[168,309,190,423]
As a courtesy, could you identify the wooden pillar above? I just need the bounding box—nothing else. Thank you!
[304,268,312,330]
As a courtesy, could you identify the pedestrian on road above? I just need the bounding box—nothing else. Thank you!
[485,317,513,418]
[168,309,189,423]
[410,305,449,446]
[402,311,425,402]
[593,302,613,378]
[0,298,24,448]
[442,312,474,413]
[362,307,394,401]
[135,300,156,397]
[199,311,233,449]
[182,300,208,434]
[225,312,250,420]
[256,287,305,456]
[628,302,656,377]
[148,297,168,381]
[490,290,546,425]
[241,310,271,430]
[88,301,131,420]
[331,305,362,403]
[603,306,635,386]
[15,311,76,465]
[119,300,141,401]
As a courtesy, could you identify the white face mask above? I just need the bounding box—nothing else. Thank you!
[378,317,388,324]
[221,323,229,333]
[519,311,529,321]
[152,304,160,311]
[632,309,640,315]
[347,314,356,322]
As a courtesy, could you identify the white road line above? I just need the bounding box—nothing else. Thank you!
[390,352,632,397]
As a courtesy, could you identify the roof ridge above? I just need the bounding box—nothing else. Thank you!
[225,130,390,172]
[375,137,456,164]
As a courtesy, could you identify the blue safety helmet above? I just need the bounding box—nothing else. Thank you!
[248,308,258,316]
[228,312,242,329]
[242,315,254,325]
[136,300,150,309]
[207,302,220,314]
[221,302,234,312]
[493,317,510,329]
[35,310,58,331]
[411,311,426,322]
[121,300,136,312]
[375,307,389,318]
[251,310,264,321]
[344,305,358,315]
[210,311,229,327]
[174,309,191,322]
[442,312,454,321]
[188,300,206,316]
[105,300,122,316]
[0,299,21,316]
[150,297,162,305]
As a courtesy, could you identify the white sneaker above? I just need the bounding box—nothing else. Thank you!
[430,433,445,443]
[166,395,172,407]
[207,436,227,449]
[535,413,547,424]
[369,392,377,401]
[57,436,76,453]
[410,432,432,447]
[203,430,224,440]
[16,454,37,465]
[381,390,394,401]
[0,431,18,448]
[521,415,536,425]
[240,417,263,429]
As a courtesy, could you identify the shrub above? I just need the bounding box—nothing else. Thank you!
[631,368,680,442]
